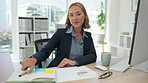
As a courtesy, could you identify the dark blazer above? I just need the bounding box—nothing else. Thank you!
[33,28,97,67]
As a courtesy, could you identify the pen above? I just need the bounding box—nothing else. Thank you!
[19,72,27,77]
[77,71,87,74]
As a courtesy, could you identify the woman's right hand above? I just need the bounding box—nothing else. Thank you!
[21,57,37,74]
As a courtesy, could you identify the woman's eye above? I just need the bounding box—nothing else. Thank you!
[77,14,81,16]
[70,15,73,17]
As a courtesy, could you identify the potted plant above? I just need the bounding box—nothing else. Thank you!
[97,2,106,42]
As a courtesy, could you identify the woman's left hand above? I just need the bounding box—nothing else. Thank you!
[57,58,76,68]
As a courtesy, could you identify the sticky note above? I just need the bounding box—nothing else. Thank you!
[34,69,46,72]
[44,70,55,73]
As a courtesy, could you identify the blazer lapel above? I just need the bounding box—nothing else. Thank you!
[64,33,72,58]
[83,35,89,56]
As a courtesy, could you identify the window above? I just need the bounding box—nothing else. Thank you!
[18,0,106,38]
[0,0,12,52]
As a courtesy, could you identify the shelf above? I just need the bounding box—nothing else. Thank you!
[118,34,132,48]
[35,31,49,33]
[120,34,132,37]
[19,31,34,33]
[111,45,131,50]
[20,46,34,48]
[18,17,49,62]
[110,33,132,57]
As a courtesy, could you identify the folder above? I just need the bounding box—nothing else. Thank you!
[19,48,27,62]
[30,34,34,45]
[19,34,26,46]
[25,34,31,46]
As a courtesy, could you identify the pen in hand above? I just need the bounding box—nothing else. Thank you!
[19,72,27,77]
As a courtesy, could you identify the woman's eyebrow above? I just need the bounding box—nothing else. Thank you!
[69,11,81,14]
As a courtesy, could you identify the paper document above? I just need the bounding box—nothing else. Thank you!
[55,66,98,82]
[134,62,148,72]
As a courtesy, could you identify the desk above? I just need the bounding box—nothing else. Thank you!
[7,58,148,83]
[60,58,148,83]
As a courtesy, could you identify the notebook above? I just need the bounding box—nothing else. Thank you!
[7,68,56,83]
[7,66,98,83]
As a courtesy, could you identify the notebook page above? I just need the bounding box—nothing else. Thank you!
[7,71,33,82]
[7,69,56,82]
[56,66,98,82]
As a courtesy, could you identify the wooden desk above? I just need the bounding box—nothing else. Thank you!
[7,57,148,83]
[59,58,148,83]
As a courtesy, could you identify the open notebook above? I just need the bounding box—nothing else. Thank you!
[7,66,98,83]
[7,69,56,83]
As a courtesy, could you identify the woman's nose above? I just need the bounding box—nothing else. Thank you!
[73,15,78,20]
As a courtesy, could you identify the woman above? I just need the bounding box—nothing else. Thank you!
[21,2,97,74]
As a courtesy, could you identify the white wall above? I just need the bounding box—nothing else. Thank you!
[11,0,19,60]
[106,0,120,45]
[119,0,135,33]
[107,0,136,45]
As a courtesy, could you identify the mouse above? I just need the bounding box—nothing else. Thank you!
[94,65,108,71]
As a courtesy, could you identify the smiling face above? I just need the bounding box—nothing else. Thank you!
[68,5,85,29]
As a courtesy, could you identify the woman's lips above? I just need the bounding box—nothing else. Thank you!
[73,21,79,24]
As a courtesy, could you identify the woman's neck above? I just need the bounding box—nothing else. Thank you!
[73,27,82,35]
[73,27,82,43]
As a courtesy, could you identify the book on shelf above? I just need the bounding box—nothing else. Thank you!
[30,34,34,45]
[19,19,32,31]
[35,34,41,41]
[19,48,26,62]
[25,34,31,46]
[19,34,26,46]
[35,19,49,31]
[7,69,56,83]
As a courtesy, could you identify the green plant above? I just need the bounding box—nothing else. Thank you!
[97,2,106,34]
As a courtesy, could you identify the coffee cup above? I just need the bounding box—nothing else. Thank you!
[101,52,111,66]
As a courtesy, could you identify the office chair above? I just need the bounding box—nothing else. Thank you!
[34,38,56,68]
